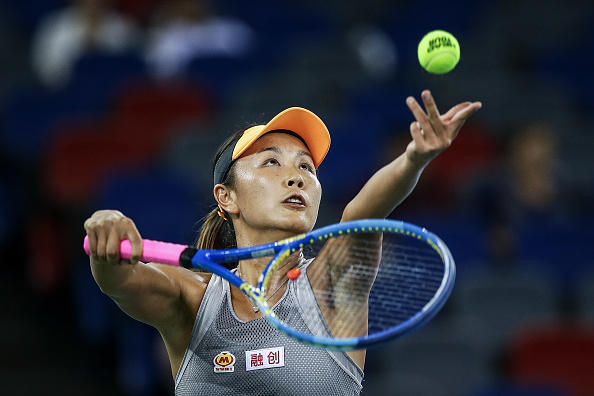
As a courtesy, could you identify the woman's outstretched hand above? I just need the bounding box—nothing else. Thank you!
[84,210,143,265]
[405,89,482,168]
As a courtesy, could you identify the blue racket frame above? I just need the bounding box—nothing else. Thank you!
[187,219,456,351]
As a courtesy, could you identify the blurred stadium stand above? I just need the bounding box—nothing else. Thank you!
[0,0,593,395]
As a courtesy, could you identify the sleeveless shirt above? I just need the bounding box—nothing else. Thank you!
[174,261,364,395]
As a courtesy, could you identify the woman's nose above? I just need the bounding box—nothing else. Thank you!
[286,175,304,189]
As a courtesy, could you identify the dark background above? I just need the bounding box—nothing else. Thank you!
[1,0,593,395]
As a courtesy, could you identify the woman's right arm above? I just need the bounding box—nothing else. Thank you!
[83,210,206,342]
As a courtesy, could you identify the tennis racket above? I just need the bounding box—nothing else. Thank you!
[83,219,455,350]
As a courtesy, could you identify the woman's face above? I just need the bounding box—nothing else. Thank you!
[229,132,322,236]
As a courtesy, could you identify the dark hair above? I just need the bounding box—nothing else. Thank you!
[195,128,248,257]
[195,128,313,265]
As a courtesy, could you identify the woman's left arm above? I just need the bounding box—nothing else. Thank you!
[341,90,482,222]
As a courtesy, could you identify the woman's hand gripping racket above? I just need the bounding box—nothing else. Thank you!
[83,219,455,350]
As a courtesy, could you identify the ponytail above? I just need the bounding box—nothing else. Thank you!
[196,207,237,251]
[194,207,237,269]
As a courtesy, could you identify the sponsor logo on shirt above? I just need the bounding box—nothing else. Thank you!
[245,347,285,371]
[213,351,235,373]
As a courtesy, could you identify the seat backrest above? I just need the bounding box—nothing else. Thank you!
[509,323,594,396]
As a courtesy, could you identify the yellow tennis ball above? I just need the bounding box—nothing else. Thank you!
[417,30,460,74]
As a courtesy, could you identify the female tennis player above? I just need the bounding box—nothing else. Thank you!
[84,90,481,394]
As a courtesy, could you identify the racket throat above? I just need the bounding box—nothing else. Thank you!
[243,279,289,313]
[247,278,288,311]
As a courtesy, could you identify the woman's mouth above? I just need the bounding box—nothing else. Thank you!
[283,195,305,207]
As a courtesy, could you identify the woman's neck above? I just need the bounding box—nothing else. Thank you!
[234,222,298,250]
[231,219,305,286]
[235,258,267,287]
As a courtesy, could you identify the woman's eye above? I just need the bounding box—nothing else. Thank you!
[300,163,314,172]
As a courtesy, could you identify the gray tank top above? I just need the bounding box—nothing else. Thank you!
[174,261,363,395]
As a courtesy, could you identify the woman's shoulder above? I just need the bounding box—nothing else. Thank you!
[148,263,213,301]
[148,262,213,279]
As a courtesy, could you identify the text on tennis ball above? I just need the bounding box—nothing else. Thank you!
[426,36,457,53]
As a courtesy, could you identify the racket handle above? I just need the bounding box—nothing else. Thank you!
[83,236,187,266]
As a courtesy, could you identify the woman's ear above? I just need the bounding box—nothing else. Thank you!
[214,184,239,215]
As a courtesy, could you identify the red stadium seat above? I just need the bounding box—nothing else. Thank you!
[43,120,152,207]
[43,78,215,208]
[508,322,594,396]
[112,79,215,132]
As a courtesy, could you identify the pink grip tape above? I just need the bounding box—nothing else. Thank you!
[83,236,187,266]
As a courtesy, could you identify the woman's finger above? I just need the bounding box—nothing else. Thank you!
[406,96,435,137]
[125,222,143,265]
[105,226,123,265]
[86,227,99,261]
[421,90,441,124]
[450,101,482,123]
[441,102,472,122]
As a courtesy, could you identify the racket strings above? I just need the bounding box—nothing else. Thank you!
[273,232,446,340]
[369,235,444,335]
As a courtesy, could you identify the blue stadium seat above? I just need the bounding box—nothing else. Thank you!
[219,0,337,70]
[2,52,146,163]
[516,219,594,293]
[186,56,254,105]
[2,86,99,162]
[93,167,201,245]
[68,51,147,108]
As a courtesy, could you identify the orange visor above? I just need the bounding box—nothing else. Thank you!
[214,107,330,185]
